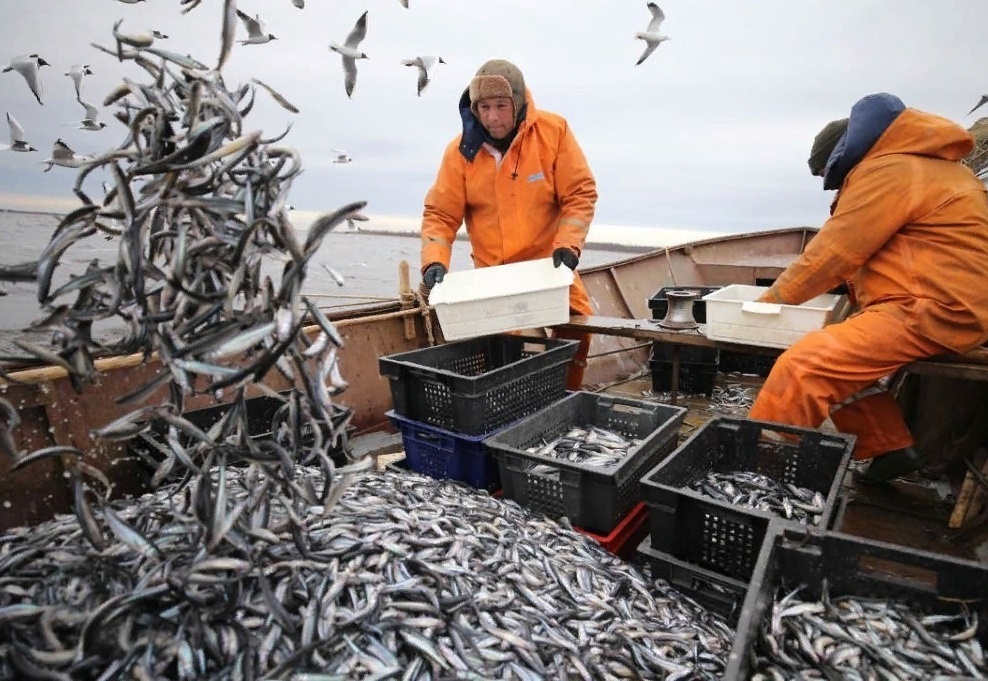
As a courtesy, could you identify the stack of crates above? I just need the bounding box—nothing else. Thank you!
[484,391,687,551]
[647,285,721,396]
[378,334,578,491]
[636,416,855,625]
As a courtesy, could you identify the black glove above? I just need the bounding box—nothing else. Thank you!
[422,263,447,288]
[552,247,579,270]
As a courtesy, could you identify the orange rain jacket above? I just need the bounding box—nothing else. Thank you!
[420,88,597,316]
[763,104,988,353]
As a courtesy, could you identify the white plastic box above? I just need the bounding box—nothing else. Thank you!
[428,258,574,341]
[702,284,846,349]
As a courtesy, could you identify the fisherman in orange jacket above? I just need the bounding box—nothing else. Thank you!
[419,59,598,390]
[750,93,988,483]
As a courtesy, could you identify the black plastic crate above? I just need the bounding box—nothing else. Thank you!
[485,391,686,534]
[648,285,722,323]
[637,534,753,627]
[649,358,718,396]
[719,349,778,377]
[724,526,988,679]
[379,334,578,436]
[651,341,719,365]
[640,417,855,582]
[387,410,500,490]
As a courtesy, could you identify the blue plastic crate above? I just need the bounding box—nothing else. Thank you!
[386,410,500,490]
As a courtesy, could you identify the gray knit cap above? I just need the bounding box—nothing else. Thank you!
[808,118,849,176]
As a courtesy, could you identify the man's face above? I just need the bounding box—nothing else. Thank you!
[476,97,515,139]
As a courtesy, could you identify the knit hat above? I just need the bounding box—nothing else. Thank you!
[808,118,849,176]
[469,59,526,122]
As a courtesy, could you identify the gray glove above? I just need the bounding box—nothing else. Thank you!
[422,263,447,288]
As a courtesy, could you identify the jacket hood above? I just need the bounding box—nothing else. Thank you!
[458,88,536,162]
[823,93,905,190]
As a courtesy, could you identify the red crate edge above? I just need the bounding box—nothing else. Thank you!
[492,488,648,557]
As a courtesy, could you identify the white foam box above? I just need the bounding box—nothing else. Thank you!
[427,258,574,341]
[702,284,847,349]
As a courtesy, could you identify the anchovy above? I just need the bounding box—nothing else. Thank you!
[525,425,642,469]
[754,583,987,679]
[690,471,826,524]
[0,469,733,678]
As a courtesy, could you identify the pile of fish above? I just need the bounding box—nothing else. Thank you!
[750,584,986,679]
[1,0,369,543]
[708,383,756,416]
[0,467,734,679]
[689,471,826,524]
[525,425,642,469]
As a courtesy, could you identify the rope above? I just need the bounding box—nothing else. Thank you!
[415,290,436,346]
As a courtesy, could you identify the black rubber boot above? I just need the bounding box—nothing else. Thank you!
[854,447,926,485]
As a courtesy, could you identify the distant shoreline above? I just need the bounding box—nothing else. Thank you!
[0,208,653,254]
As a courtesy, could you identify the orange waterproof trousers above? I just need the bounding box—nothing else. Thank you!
[748,308,950,460]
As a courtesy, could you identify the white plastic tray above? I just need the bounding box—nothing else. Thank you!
[702,284,846,349]
[428,258,574,341]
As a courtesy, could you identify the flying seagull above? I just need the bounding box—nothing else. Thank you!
[0,113,37,152]
[236,10,277,44]
[64,64,93,99]
[402,56,446,96]
[2,54,50,105]
[42,139,91,171]
[331,149,352,164]
[968,95,988,117]
[330,11,369,99]
[74,99,107,131]
[635,2,670,66]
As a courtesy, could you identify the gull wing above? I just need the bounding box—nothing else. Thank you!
[636,41,660,66]
[646,2,665,32]
[344,11,368,49]
[7,113,27,144]
[416,66,429,96]
[52,139,75,161]
[78,98,99,122]
[342,58,357,98]
[236,9,264,38]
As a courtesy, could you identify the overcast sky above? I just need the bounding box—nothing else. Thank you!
[0,0,985,235]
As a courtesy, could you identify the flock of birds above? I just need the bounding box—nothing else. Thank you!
[0,1,674,171]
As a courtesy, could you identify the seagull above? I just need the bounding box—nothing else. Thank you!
[0,113,36,152]
[402,56,446,96]
[968,95,988,117]
[331,149,352,164]
[330,11,369,99]
[236,10,277,44]
[74,99,107,131]
[291,0,304,7]
[64,64,93,99]
[634,2,670,66]
[344,211,369,232]
[398,0,408,7]
[41,139,91,171]
[2,54,50,105]
[115,0,147,3]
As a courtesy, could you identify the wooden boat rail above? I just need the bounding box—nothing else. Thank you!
[558,315,988,403]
